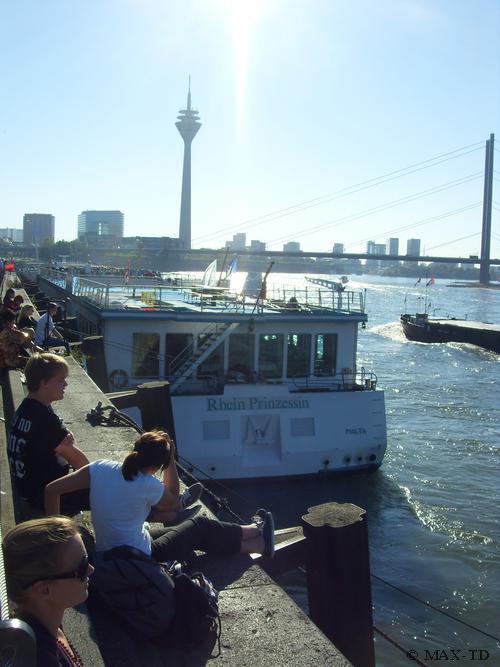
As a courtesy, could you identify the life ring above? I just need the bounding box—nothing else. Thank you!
[109,369,129,390]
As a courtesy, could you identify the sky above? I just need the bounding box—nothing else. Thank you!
[1,0,499,257]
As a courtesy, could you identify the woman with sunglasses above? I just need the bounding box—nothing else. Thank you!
[45,430,274,564]
[2,516,94,666]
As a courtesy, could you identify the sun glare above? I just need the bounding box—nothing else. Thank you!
[219,0,266,135]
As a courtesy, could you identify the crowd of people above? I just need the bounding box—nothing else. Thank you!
[0,287,69,370]
[2,352,275,665]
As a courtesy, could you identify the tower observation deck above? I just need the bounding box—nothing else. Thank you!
[175,82,201,250]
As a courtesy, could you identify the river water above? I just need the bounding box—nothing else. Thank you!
[214,273,500,666]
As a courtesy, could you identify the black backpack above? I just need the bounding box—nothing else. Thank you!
[90,546,220,650]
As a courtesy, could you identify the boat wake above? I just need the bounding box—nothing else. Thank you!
[400,485,493,546]
[369,321,408,343]
[446,341,500,360]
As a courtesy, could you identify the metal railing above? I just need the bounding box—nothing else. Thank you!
[40,267,366,315]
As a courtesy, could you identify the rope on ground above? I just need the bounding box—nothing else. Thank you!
[373,625,429,667]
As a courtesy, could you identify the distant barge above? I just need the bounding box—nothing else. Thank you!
[401,313,500,353]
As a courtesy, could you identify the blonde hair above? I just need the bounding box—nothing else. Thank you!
[17,303,34,322]
[2,517,78,603]
[25,353,69,392]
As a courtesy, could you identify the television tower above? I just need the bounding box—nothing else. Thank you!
[176,79,201,250]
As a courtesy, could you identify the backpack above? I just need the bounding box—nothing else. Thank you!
[90,546,175,641]
[168,563,221,653]
[90,546,220,651]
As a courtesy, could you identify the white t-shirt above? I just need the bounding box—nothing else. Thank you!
[89,460,164,555]
[35,313,54,345]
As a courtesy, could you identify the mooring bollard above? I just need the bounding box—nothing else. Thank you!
[81,336,109,392]
[301,502,375,667]
[136,381,176,441]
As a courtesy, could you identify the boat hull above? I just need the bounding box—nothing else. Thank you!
[171,384,387,479]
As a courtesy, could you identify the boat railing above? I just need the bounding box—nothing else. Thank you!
[291,367,377,391]
[40,267,365,314]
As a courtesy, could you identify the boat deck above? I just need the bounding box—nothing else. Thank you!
[431,319,500,333]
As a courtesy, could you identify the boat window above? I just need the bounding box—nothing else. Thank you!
[165,333,193,376]
[132,333,159,378]
[228,334,254,379]
[287,334,311,377]
[314,333,337,376]
[259,334,284,379]
[197,335,225,380]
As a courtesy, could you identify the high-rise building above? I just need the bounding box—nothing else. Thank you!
[77,211,124,241]
[23,214,55,245]
[283,241,301,253]
[332,243,344,254]
[250,240,266,252]
[226,233,246,250]
[367,241,386,255]
[387,238,399,255]
[176,82,201,250]
[0,228,23,243]
[406,238,421,256]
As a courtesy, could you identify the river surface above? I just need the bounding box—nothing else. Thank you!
[209,273,500,666]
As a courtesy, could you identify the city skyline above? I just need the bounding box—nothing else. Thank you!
[1,1,498,258]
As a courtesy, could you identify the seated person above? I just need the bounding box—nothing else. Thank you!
[45,430,275,563]
[0,309,33,369]
[2,516,94,667]
[2,287,16,312]
[17,303,38,330]
[7,353,90,514]
[11,294,24,313]
[35,302,70,354]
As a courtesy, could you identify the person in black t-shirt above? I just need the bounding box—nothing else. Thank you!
[7,353,90,514]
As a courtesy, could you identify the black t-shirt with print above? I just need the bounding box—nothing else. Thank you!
[8,397,69,507]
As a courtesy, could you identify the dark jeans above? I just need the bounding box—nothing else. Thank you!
[30,489,90,517]
[149,516,242,563]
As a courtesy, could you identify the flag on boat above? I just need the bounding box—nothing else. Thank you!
[426,277,435,286]
[202,259,218,286]
[226,255,238,277]
[414,277,422,287]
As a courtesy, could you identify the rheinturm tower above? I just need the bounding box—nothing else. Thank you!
[175,81,201,250]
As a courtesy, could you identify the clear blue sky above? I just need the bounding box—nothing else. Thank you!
[1,0,499,257]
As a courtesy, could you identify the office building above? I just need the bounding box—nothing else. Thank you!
[226,233,246,250]
[78,210,124,241]
[0,228,23,243]
[406,238,421,256]
[250,240,266,252]
[23,214,55,245]
[387,238,399,256]
[367,241,386,255]
[283,241,301,253]
[332,243,344,254]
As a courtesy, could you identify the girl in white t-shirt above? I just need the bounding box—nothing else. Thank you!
[45,430,274,561]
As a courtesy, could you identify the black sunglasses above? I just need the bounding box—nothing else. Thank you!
[23,554,89,590]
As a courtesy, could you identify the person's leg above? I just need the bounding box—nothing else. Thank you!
[149,516,244,563]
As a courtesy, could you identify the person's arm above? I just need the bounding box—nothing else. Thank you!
[45,465,90,515]
[54,432,89,469]
[162,442,180,498]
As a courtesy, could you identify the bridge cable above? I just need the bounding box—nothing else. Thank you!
[266,173,482,247]
[193,143,484,244]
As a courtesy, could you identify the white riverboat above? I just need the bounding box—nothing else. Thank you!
[38,268,387,479]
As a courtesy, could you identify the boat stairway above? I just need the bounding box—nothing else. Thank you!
[169,322,239,392]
